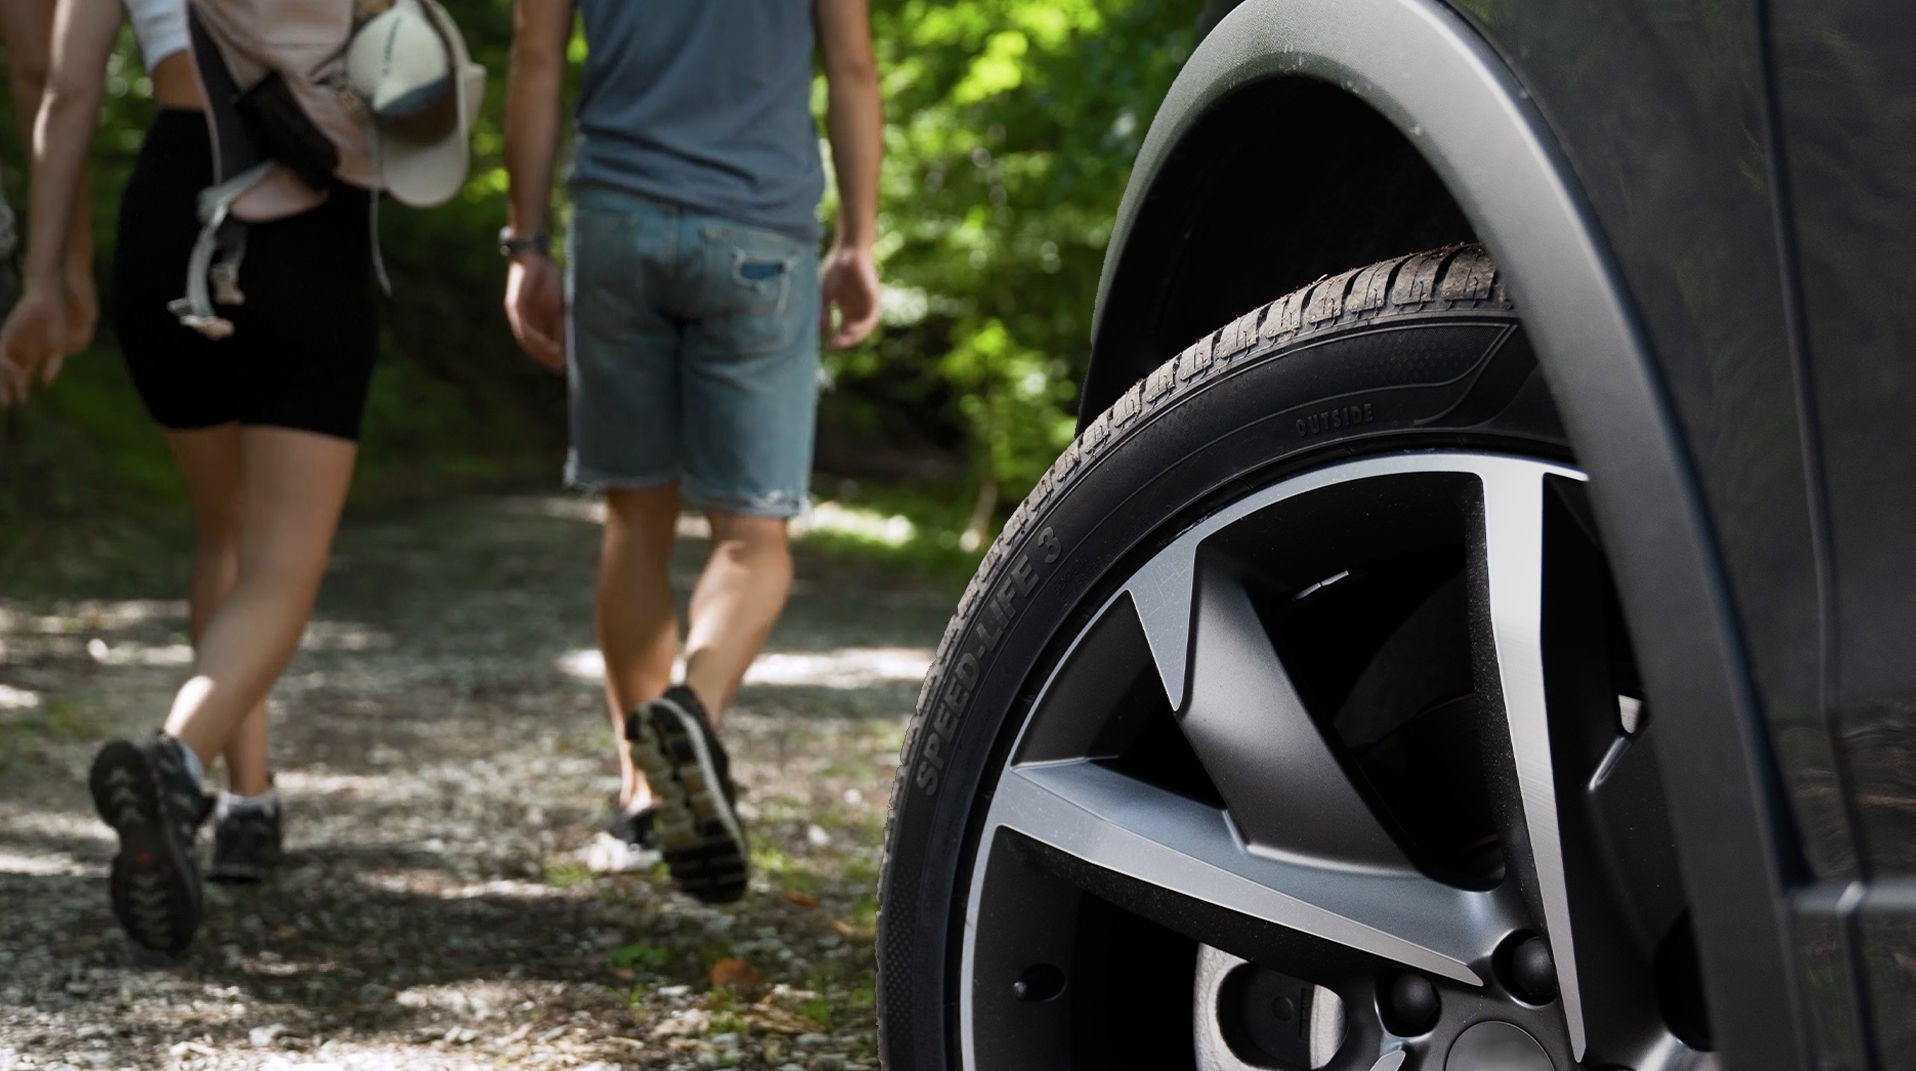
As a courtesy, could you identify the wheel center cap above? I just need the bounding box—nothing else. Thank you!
[1445,1021,1552,1071]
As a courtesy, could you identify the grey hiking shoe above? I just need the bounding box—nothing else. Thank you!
[625,686,748,903]
[208,793,283,884]
[89,734,211,955]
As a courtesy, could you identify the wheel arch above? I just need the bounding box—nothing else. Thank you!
[1079,0,1813,1062]
[1081,78,1476,425]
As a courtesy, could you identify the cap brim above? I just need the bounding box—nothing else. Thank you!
[380,1,484,208]
[378,120,466,208]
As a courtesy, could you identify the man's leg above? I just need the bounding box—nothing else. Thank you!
[597,483,683,811]
[621,509,788,903]
[628,211,820,904]
[682,511,793,722]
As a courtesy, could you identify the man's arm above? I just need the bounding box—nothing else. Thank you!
[502,0,576,371]
[815,0,882,350]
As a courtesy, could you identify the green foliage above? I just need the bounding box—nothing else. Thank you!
[842,0,1196,498]
[796,479,984,592]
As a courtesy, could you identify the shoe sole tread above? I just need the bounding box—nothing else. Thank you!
[89,741,201,955]
[627,703,749,904]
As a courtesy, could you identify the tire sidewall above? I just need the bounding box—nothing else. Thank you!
[878,314,1564,1069]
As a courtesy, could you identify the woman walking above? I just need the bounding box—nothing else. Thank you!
[0,0,379,954]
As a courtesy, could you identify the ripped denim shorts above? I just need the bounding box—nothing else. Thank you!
[565,185,821,517]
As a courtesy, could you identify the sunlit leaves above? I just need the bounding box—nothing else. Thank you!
[834,0,1195,499]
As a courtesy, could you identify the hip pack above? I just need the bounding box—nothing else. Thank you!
[171,0,483,339]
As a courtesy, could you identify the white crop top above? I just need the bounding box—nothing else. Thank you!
[124,0,190,72]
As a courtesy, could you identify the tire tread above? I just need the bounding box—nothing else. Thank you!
[876,243,1512,1067]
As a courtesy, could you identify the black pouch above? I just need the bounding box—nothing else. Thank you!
[235,71,340,192]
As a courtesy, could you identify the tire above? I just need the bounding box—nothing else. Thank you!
[878,246,1710,1069]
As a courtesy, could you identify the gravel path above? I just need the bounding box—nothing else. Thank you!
[1,494,954,1071]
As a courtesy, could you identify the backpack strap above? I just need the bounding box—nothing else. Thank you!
[168,161,274,340]
[364,126,392,296]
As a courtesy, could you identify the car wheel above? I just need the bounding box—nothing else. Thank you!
[878,247,1718,1069]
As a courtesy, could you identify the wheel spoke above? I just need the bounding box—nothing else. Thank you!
[1476,466,1587,1057]
[958,454,1610,1071]
[1127,535,1200,707]
[986,760,1510,984]
[1179,562,1409,869]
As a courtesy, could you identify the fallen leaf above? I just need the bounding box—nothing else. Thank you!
[709,957,761,994]
[830,919,858,939]
[783,890,821,909]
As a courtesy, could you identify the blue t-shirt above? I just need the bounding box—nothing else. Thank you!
[572,0,825,242]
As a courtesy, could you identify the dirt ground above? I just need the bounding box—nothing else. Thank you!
[0,494,955,1071]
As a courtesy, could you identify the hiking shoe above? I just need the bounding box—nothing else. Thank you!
[89,734,211,955]
[625,686,748,903]
[207,793,283,884]
[584,805,662,873]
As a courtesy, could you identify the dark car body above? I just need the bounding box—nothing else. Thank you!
[1076,0,1915,1064]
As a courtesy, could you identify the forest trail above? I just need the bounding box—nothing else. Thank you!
[1,493,954,1071]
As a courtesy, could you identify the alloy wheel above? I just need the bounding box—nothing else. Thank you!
[955,452,1715,1070]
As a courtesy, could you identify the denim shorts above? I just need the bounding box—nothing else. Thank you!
[565,186,821,517]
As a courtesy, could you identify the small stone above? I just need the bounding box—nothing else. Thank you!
[795,1033,829,1048]
[808,1056,848,1071]
[805,825,831,848]
[248,1024,288,1048]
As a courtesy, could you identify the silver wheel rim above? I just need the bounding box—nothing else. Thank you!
[954,451,1716,1070]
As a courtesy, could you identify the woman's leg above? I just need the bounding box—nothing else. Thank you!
[221,705,271,796]
[161,425,272,795]
[163,427,356,765]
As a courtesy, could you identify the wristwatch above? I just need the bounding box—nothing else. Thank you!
[498,227,551,259]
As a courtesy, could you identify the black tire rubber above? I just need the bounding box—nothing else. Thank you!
[876,245,1573,1068]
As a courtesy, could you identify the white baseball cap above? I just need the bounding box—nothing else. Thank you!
[345,0,486,208]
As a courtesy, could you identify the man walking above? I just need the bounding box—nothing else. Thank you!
[502,0,881,903]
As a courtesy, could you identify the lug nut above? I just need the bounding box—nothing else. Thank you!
[1385,972,1441,1035]
[1509,935,1558,1004]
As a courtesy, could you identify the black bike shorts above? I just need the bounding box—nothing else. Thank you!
[113,109,378,441]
